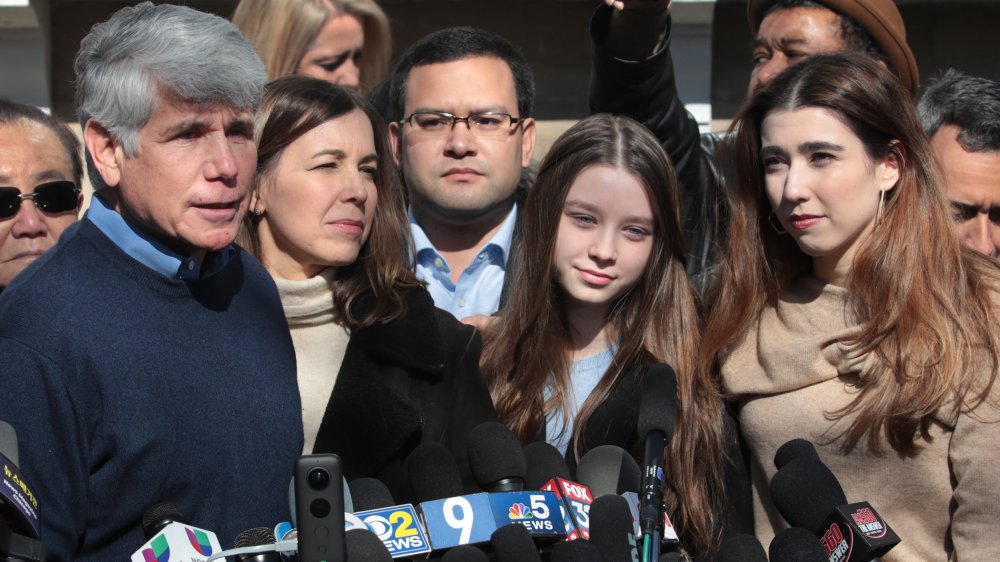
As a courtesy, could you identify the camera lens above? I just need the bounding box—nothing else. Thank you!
[307,467,330,490]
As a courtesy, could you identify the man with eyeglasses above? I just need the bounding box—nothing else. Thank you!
[918,70,1000,260]
[0,100,83,291]
[386,27,536,323]
[0,4,302,559]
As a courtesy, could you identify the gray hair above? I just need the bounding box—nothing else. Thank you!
[74,2,267,157]
[917,68,1000,153]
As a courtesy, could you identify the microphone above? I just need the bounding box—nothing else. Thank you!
[407,442,465,503]
[130,502,223,562]
[577,444,641,498]
[523,441,572,490]
[769,439,901,561]
[349,478,394,512]
[0,421,45,562]
[491,523,543,562]
[345,528,393,561]
[467,422,526,492]
[551,537,604,562]
[411,444,498,550]
[440,544,488,561]
[769,527,829,562]
[525,441,593,540]
[657,553,683,562]
[589,494,639,562]
[351,479,433,558]
[233,527,282,562]
[465,423,564,542]
[637,363,678,562]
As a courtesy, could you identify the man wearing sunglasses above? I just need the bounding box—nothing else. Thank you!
[0,3,302,560]
[386,27,536,324]
[0,100,83,291]
[918,70,1000,260]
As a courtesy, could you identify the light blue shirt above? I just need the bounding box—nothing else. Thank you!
[86,194,235,281]
[410,204,518,319]
[545,346,617,456]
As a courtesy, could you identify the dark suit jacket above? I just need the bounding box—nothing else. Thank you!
[312,286,497,502]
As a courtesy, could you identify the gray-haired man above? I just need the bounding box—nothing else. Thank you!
[0,3,302,559]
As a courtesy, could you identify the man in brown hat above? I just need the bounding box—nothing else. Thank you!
[590,0,918,289]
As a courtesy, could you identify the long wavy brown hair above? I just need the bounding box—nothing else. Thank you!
[704,54,1000,454]
[238,76,421,329]
[481,114,727,550]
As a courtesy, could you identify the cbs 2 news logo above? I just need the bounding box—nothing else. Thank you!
[356,505,431,556]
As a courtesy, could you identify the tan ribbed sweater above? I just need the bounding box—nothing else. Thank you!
[274,270,350,455]
[721,275,1000,561]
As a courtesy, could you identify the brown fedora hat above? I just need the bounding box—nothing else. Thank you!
[748,0,919,94]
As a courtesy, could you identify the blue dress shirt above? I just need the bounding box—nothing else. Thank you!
[410,204,517,319]
[86,194,235,281]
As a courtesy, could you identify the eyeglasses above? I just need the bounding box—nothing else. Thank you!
[0,181,80,219]
[400,111,525,139]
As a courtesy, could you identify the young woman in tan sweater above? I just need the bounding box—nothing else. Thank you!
[702,54,1000,560]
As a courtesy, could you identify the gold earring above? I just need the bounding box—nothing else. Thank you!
[768,210,787,234]
[877,189,886,224]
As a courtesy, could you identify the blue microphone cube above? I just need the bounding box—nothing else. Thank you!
[354,504,432,558]
[419,493,497,550]
[488,491,566,540]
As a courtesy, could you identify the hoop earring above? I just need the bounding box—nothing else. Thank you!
[877,189,886,224]
[768,210,787,234]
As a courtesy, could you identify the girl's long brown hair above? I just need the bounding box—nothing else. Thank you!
[704,54,1000,454]
[481,114,728,550]
[238,76,421,329]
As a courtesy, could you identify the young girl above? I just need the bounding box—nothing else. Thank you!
[704,54,1000,559]
[481,114,736,552]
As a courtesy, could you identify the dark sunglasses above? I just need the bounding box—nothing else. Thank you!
[0,180,80,219]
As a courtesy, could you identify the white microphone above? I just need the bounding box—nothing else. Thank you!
[130,503,223,562]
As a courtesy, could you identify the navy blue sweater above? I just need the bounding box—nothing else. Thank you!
[0,219,303,561]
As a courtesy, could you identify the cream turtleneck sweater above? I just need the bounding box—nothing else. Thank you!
[273,270,350,455]
[721,275,1000,561]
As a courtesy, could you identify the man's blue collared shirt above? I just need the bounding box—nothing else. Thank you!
[86,194,235,281]
[410,204,517,319]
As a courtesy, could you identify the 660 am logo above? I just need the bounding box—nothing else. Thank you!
[355,504,432,557]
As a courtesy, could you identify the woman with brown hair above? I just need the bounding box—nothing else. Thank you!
[704,53,1000,559]
[481,114,744,555]
[239,76,495,497]
[233,0,391,92]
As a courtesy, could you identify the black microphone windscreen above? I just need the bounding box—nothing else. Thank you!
[490,523,543,562]
[345,529,392,562]
[589,494,638,562]
[769,457,848,532]
[523,441,572,489]
[551,538,604,562]
[406,441,464,502]
[141,502,188,540]
[348,477,394,512]
[0,420,18,466]
[441,545,489,561]
[576,445,641,496]
[637,363,678,441]
[774,438,820,470]
[657,553,683,562]
[715,533,767,562]
[769,527,829,562]
[467,422,526,491]
[234,527,282,562]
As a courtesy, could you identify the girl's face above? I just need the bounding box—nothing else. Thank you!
[553,164,655,315]
[761,106,899,285]
[255,108,378,280]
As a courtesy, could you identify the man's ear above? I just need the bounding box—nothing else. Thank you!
[519,117,537,169]
[83,119,124,188]
[388,121,403,165]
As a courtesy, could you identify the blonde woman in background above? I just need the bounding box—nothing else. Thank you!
[233,0,391,91]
